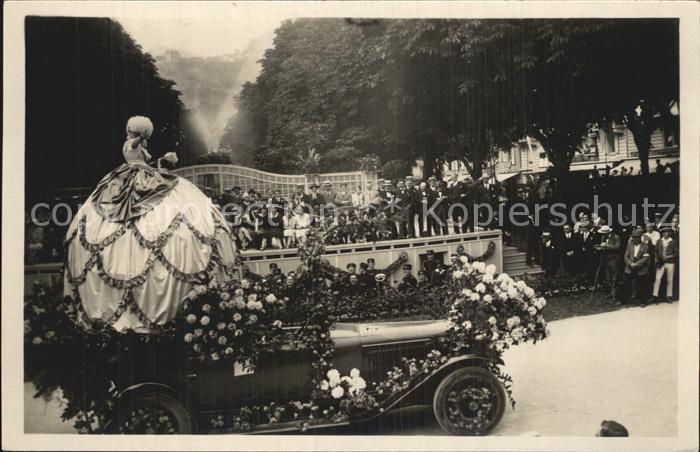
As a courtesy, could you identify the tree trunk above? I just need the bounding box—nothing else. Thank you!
[551,159,572,204]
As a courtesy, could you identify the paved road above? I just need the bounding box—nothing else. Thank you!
[25,303,678,436]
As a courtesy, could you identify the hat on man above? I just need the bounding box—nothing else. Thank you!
[367,258,375,264]
[322,180,332,187]
[654,212,662,218]
[405,175,414,181]
[309,183,319,189]
[542,231,551,237]
[598,225,612,234]
[402,263,412,270]
[269,263,278,269]
[346,263,356,269]
[631,229,643,238]
[660,225,673,233]
[427,176,437,182]
[579,223,590,230]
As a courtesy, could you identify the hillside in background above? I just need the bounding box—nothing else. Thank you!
[154,29,275,165]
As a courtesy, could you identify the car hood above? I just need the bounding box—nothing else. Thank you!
[333,320,450,347]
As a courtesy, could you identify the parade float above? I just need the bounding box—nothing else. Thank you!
[25,215,548,435]
[24,116,548,435]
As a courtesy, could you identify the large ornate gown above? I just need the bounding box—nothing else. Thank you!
[63,141,238,332]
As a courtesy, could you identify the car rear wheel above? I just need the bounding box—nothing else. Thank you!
[433,366,506,436]
[113,391,191,434]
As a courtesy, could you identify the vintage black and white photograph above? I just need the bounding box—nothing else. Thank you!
[3,1,699,451]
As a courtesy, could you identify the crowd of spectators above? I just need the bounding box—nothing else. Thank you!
[527,209,680,307]
[212,174,502,251]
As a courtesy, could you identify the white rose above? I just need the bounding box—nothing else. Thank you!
[218,336,227,345]
[246,300,260,311]
[461,321,472,330]
[483,294,493,303]
[482,273,494,283]
[507,288,518,299]
[525,287,535,298]
[517,280,527,289]
[320,380,330,391]
[247,314,258,324]
[473,261,486,273]
[327,369,341,385]
[220,292,230,301]
[217,322,226,330]
[485,264,497,274]
[499,291,509,301]
[247,294,258,302]
[32,337,43,345]
[265,293,277,303]
[527,306,538,316]
[233,313,242,322]
[235,329,243,336]
[240,279,250,289]
[186,314,197,324]
[459,255,470,264]
[194,284,207,295]
[331,386,344,399]
[194,328,203,337]
[200,316,210,326]
[202,304,211,313]
[351,376,366,391]
[234,299,246,310]
[350,368,360,378]
[273,320,283,328]
[234,288,244,296]
[452,270,464,279]
[475,283,486,293]
[488,316,497,325]
[470,292,480,302]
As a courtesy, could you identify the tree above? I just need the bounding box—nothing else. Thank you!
[25,17,184,201]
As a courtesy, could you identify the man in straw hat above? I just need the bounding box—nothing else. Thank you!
[623,228,651,307]
[594,225,621,299]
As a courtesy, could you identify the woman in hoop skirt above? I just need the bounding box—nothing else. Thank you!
[63,116,238,333]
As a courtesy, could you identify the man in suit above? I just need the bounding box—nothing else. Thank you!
[421,250,439,283]
[558,224,579,277]
[594,225,621,299]
[414,182,435,237]
[576,223,597,283]
[363,258,378,289]
[540,231,558,279]
[430,262,447,286]
[398,264,418,292]
[303,184,325,211]
[623,229,651,306]
[395,179,415,238]
[650,226,677,303]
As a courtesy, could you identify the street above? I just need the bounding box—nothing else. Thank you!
[25,302,678,436]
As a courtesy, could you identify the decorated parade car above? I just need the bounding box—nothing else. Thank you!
[24,117,548,437]
[106,319,506,435]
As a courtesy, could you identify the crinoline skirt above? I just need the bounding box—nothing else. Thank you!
[63,164,238,333]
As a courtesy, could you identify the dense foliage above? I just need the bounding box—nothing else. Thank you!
[227,18,678,191]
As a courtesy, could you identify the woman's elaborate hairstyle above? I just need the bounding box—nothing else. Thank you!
[126,116,154,149]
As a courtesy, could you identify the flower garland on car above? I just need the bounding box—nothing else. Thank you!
[24,216,549,433]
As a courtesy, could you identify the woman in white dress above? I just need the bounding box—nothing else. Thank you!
[63,116,238,333]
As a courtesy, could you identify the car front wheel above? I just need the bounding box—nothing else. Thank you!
[113,391,191,434]
[432,366,506,436]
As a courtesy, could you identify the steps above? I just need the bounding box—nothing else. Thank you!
[502,246,543,277]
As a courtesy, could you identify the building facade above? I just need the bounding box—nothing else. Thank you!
[443,123,680,181]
